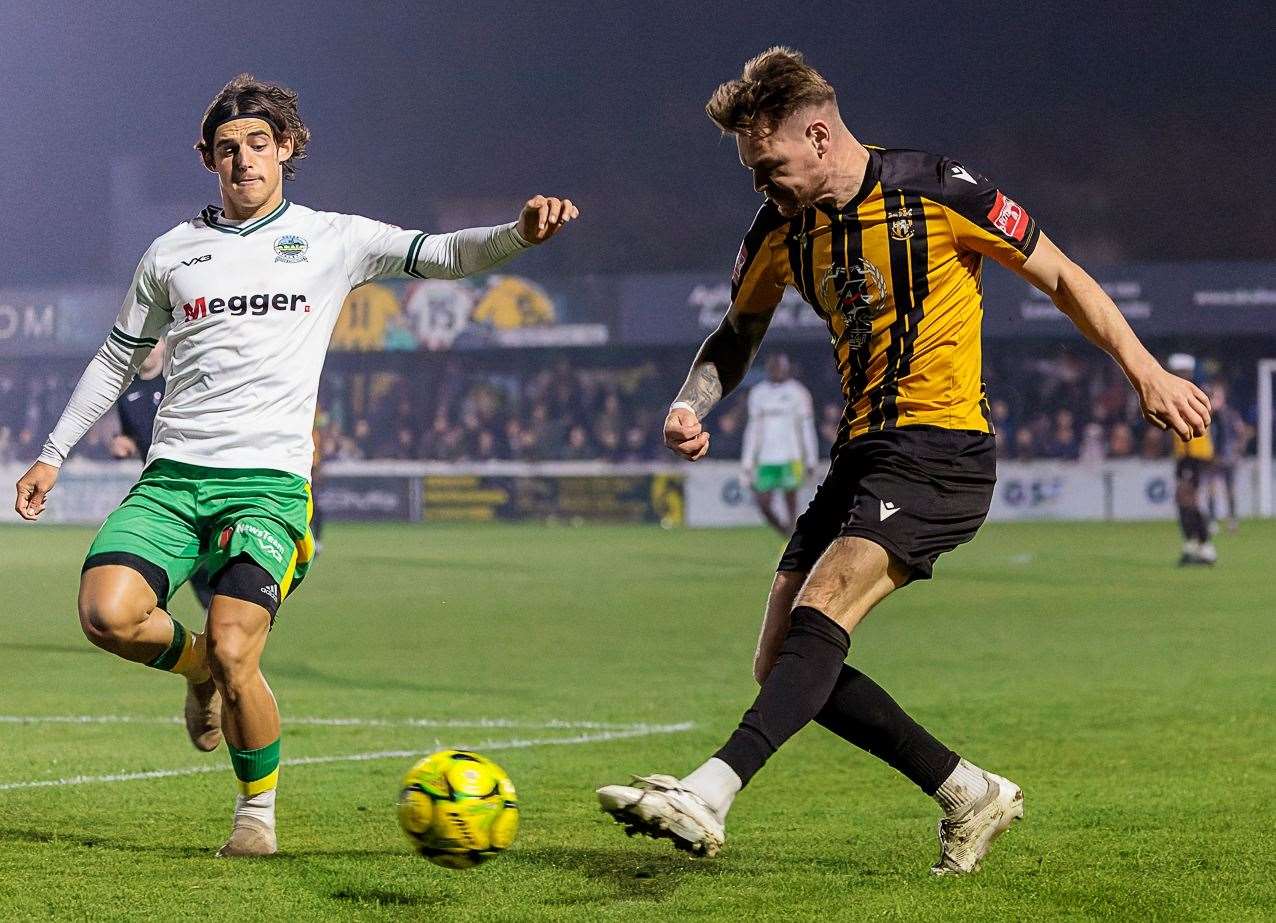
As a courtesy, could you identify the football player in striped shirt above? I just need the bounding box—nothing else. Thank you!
[598,47,1209,875]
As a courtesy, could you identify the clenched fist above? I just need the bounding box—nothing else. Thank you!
[517,195,579,244]
[664,406,710,461]
[14,461,59,521]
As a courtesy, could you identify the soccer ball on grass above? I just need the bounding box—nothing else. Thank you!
[397,749,519,869]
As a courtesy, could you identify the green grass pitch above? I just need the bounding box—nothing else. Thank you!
[0,520,1273,921]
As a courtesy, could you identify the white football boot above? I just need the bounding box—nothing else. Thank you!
[216,815,277,858]
[931,770,1023,875]
[597,774,725,857]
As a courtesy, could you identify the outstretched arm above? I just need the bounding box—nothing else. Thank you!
[1009,233,1210,441]
[411,196,579,278]
[350,196,578,284]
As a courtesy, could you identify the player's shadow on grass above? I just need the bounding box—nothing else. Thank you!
[510,844,724,902]
[328,887,446,908]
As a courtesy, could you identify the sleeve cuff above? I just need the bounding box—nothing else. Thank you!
[508,223,533,249]
[37,442,65,468]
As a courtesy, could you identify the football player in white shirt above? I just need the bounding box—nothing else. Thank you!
[741,353,818,534]
[12,74,577,857]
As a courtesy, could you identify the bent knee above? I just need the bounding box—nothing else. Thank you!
[78,597,152,646]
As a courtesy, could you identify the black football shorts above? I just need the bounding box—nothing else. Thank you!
[778,426,996,581]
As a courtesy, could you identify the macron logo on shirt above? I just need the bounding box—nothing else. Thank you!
[181,292,311,322]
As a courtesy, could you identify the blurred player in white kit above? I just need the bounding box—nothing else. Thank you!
[741,353,818,535]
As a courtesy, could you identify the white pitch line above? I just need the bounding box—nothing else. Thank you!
[0,722,695,793]
[0,715,657,731]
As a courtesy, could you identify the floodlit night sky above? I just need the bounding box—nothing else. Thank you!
[2,1,1272,282]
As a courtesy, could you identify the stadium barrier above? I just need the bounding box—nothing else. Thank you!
[1,459,1268,527]
[0,462,684,528]
[684,459,1269,526]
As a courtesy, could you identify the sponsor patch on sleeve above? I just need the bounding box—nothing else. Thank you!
[987,190,1030,242]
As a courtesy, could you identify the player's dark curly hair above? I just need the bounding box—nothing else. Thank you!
[195,74,310,179]
[706,47,836,137]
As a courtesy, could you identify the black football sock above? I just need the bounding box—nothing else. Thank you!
[815,664,960,795]
[1181,506,1209,543]
[1194,509,1212,543]
[1177,504,1195,542]
[714,606,849,788]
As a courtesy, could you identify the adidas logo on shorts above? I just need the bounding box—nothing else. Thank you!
[260,584,280,604]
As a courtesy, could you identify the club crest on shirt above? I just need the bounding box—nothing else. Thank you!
[887,207,915,240]
[274,234,308,263]
[819,258,888,349]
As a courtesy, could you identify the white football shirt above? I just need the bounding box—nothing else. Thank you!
[41,200,528,479]
[741,378,818,468]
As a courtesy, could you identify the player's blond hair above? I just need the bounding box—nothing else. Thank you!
[706,47,836,137]
[195,74,311,179]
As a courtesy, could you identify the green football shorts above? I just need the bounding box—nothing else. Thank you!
[84,459,316,608]
[753,460,804,493]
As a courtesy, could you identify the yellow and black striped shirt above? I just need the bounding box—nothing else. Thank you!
[731,148,1041,441]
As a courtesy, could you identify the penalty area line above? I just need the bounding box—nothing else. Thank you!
[0,722,695,793]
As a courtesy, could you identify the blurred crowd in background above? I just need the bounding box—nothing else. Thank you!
[0,344,1257,466]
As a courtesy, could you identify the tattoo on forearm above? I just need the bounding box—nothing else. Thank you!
[673,312,770,418]
[677,364,724,418]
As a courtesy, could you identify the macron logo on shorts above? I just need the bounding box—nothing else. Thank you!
[880,500,901,521]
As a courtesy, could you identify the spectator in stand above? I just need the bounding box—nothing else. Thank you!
[622,418,658,461]
[335,431,364,460]
[523,401,557,460]
[1140,424,1168,460]
[433,425,467,461]
[1013,426,1037,461]
[350,418,374,457]
[1078,422,1106,463]
[473,428,502,462]
[563,424,595,460]
[1107,422,1136,458]
[380,426,418,459]
[1041,409,1080,460]
[505,418,536,460]
[594,419,624,461]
